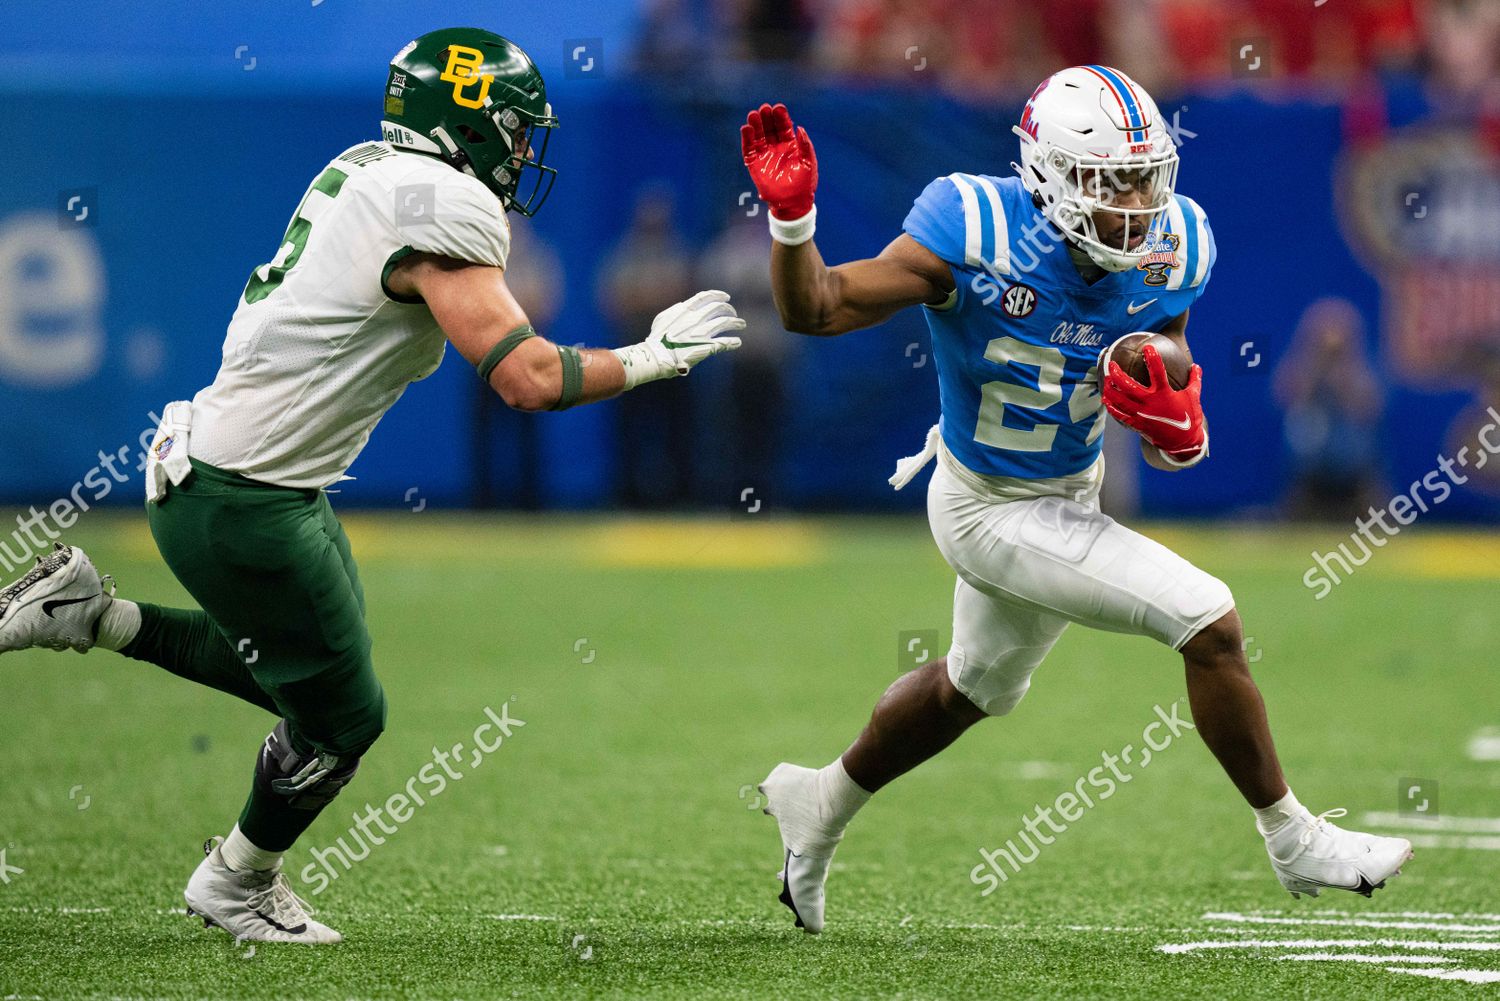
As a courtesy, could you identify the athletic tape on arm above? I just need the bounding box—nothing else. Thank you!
[552,345,585,410]
[476,325,538,383]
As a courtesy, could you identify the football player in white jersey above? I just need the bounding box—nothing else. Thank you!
[739,67,1413,933]
[0,28,743,944]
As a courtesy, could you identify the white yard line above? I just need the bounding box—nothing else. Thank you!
[1388,968,1500,985]
[1361,811,1500,834]
[1405,833,1500,851]
[0,905,112,914]
[1203,911,1500,934]
[1467,728,1500,762]
[1158,939,1500,954]
[1276,953,1452,964]
[1258,909,1500,922]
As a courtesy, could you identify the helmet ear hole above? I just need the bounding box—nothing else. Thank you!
[457,124,487,144]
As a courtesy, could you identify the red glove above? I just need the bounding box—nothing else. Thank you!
[741,103,818,220]
[1103,345,1207,462]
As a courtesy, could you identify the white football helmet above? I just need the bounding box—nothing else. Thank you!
[1013,66,1179,272]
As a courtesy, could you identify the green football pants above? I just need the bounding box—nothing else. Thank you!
[122,459,386,852]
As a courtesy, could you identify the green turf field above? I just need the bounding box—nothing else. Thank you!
[1,513,1497,1000]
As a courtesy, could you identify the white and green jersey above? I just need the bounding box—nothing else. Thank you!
[191,142,511,489]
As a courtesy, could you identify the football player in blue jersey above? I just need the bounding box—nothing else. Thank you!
[740,66,1413,933]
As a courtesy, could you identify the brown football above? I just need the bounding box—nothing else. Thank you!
[1104,332,1191,391]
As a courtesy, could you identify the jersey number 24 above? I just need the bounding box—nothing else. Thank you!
[974,337,1104,452]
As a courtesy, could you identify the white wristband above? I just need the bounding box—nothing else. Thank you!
[611,343,669,392]
[1156,428,1209,469]
[769,205,816,246]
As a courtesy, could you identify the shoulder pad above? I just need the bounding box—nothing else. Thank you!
[1161,194,1214,292]
[903,173,1016,276]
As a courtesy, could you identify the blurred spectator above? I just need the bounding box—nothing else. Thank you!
[1275,298,1387,520]
[644,0,1440,102]
[1445,344,1500,497]
[722,0,816,63]
[597,188,697,507]
[635,0,710,77]
[698,209,800,503]
[472,217,565,509]
[1421,0,1500,106]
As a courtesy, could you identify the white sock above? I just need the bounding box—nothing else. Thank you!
[1254,789,1309,838]
[219,824,283,873]
[93,598,142,652]
[816,758,873,833]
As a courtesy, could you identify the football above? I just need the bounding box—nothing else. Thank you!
[1103,331,1192,391]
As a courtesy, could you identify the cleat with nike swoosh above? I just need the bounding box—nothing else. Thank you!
[1264,807,1413,900]
[760,762,842,934]
[185,837,342,944]
[0,543,113,655]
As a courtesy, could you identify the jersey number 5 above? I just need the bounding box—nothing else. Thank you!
[975,337,1104,452]
[242,167,348,305]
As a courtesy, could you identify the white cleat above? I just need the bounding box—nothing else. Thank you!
[1265,808,1414,900]
[760,762,842,934]
[184,838,342,944]
[0,543,112,655]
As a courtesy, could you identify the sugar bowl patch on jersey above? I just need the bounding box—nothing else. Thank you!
[902,173,1215,480]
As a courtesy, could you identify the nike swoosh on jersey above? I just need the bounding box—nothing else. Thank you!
[1137,412,1193,431]
[42,593,100,618]
[1126,298,1158,315]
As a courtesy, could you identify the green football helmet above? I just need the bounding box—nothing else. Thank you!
[381,27,558,216]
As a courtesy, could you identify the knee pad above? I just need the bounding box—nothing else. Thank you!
[978,680,1032,717]
[948,644,1035,718]
[255,720,362,811]
[1176,579,1238,653]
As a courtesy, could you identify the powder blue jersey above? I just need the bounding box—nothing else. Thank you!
[902,173,1215,479]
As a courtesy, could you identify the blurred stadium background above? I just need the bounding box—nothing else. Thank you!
[6,4,1500,997]
[5,0,1500,523]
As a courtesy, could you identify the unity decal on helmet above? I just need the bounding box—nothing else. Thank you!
[385,71,407,116]
[439,45,494,109]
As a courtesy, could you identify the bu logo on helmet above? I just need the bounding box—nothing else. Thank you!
[440,45,493,109]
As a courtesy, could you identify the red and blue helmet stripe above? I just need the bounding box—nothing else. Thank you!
[1081,65,1147,144]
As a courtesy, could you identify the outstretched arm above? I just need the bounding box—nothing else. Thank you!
[772,234,953,336]
[742,103,951,337]
[390,253,744,412]
[392,254,621,410]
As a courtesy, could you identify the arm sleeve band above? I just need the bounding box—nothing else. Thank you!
[552,345,585,410]
[476,326,537,383]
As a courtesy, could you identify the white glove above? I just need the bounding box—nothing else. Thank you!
[613,290,746,390]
